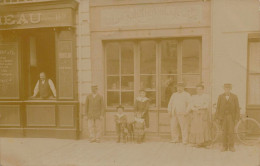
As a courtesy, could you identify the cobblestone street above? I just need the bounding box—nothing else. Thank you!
[1,138,259,166]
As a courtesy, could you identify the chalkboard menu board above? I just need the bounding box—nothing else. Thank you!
[57,31,74,99]
[0,43,19,99]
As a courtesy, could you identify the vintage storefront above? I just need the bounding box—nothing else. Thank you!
[0,0,259,140]
[0,0,79,139]
[89,0,211,137]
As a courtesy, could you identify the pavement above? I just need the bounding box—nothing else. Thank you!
[1,138,260,166]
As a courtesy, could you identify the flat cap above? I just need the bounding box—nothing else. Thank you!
[224,83,232,88]
[176,82,185,87]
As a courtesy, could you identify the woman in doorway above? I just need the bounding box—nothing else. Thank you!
[134,89,150,142]
[188,84,211,147]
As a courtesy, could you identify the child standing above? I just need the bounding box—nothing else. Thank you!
[133,112,146,144]
[114,105,127,143]
[134,89,149,143]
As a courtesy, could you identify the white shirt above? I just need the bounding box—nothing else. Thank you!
[33,79,56,97]
[225,95,230,100]
[92,93,97,98]
[188,94,209,112]
[168,91,191,115]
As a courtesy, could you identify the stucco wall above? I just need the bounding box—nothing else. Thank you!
[211,0,260,113]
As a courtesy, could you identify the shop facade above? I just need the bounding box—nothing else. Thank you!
[0,0,259,139]
[0,0,80,138]
[88,0,211,136]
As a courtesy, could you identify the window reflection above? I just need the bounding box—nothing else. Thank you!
[161,40,178,74]
[161,75,177,107]
[182,39,200,73]
[106,43,119,75]
[105,38,202,108]
[140,41,156,74]
[121,42,134,75]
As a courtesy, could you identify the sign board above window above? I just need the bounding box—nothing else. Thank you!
[0,0,78,30]
[0,0,56,4]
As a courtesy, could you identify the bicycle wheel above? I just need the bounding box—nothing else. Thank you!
[210,121,221,143]
[235,118,260,146]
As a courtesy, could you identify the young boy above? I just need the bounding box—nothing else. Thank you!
[114,105,127,143]
[133,112,146,143]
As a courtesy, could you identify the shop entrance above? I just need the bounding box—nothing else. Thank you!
[20,29,56,99]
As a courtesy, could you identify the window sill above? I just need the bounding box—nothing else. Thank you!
[246,106,260,110]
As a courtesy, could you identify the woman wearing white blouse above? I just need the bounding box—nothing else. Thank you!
[188,84,211,147]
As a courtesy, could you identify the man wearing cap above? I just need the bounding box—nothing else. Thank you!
[215,83,240,152]
[84,84,104,143]
[168,82,191,144]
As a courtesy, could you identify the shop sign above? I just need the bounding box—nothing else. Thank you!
[0,8,74,29]
[0,13,41,25]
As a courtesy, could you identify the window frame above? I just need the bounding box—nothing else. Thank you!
[104,37,202,110]
[247,37,260,108]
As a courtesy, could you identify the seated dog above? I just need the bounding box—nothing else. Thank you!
[126,122,135,142]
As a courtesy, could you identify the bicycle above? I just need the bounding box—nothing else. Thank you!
[235,114,260,146]
[211,104,260,146]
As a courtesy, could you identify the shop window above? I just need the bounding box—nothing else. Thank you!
[181,39,201,95]
[21,30,56,99]
[247,40,260,105]
[160,39,201,107]
[106,42,134,107]
[105,38,201,109]
[140,41,157,107]
[160,40,178,107]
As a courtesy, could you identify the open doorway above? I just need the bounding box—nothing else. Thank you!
[21,29,56,99]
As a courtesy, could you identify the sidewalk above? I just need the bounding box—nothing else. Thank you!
[1,138,259,166]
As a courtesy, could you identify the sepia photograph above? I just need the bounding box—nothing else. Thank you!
[0,0,260,166]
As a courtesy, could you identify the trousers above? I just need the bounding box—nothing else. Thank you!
[221,115,235,148]
[170,114,189,143]
[88,118,102,141]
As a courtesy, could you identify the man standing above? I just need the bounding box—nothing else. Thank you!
[32,72,56,99]
[215,83,240,152]
[84,85,104,143]
[168,82,191,144]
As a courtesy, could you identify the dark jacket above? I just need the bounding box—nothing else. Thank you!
[85,93,104,119]
[215,93,240,122]
[134,98,150,128]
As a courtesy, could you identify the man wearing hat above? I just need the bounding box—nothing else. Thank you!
[84,84,104,143]
[168,82,191,144]
[215,83,240,152]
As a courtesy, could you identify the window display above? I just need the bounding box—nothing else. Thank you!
[105,38,201,109]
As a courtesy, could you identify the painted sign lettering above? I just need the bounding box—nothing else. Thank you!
[0,13,41,25]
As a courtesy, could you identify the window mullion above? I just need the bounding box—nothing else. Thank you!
[157,40,161,109]
[119,42,122,105]
[134,41,140,102]
[177,39,182,82]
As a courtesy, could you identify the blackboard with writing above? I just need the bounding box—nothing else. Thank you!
[57,31,74,99]
[0,44,19,99]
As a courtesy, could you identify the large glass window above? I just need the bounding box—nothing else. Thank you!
[248,40,260,105]
[140,41,157,107]
[105,38,201,109]
[106,42,134,107]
